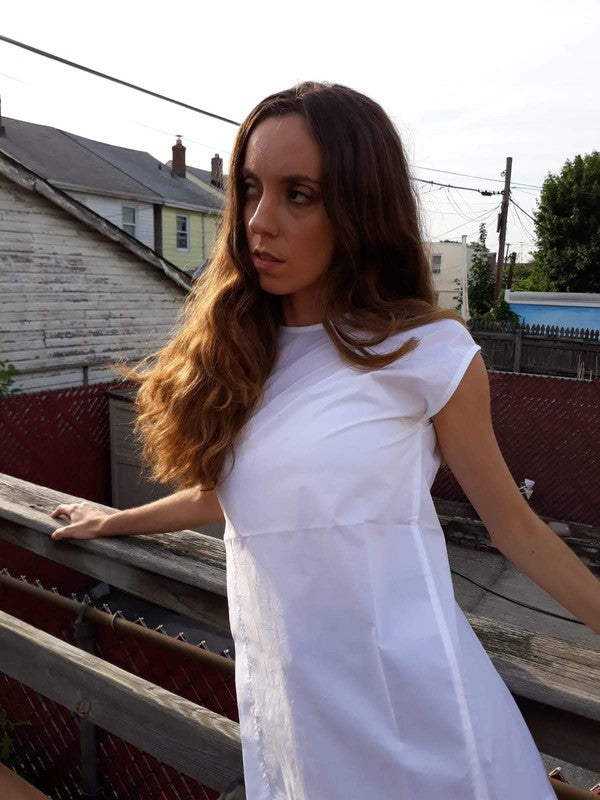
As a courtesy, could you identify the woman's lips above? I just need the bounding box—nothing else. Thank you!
[252,253,284,271]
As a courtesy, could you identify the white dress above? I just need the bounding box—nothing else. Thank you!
[216,318,555,800]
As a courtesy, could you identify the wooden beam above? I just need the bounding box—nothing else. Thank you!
[0,473,228,596]
[0,610,242,792]
[435,498,600,573]
[468,614,600,772]
[0,518,230,634]
[515,697,600,775]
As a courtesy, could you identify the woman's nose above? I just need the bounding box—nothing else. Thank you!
[247,194,278,238]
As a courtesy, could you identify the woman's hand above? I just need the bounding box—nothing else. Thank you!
[50,503,109,541]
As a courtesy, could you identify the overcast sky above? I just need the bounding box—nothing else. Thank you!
[2,0,599,264]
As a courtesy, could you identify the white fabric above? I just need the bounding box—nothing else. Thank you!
[216,318,555,800]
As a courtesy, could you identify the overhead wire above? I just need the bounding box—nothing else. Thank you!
[510,203,536,244]
[431,203,500,240]
[2,35,549,200]
[414,164,542,191]
[510,197,536,222]
[444,188,475,222]
[413,177,502,195]
[0,34,241,126]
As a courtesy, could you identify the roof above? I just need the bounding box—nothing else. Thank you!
[0,147,192,293]
[0,118,158,203]
[69,133,223,213]
[0,117,223,213]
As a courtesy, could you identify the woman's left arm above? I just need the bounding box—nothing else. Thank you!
[433,353,600,635]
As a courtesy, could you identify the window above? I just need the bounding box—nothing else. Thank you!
[432,254,442,273]
[122,206,136,237]
[176,215,190,250]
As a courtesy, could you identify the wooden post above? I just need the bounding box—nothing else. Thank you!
[513,327,523,373]
[0,610,243,792]
[494,157,513,300]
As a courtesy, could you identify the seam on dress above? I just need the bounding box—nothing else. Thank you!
[412,426,493,800]
[228,544,275,799]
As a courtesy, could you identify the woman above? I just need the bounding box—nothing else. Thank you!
[51,82,599,800]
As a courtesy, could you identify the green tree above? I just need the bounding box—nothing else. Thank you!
[467,224,494,317]
[511,255,551,292]
[533,151,600,292]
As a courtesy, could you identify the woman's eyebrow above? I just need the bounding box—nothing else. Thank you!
[282,173,321,186]
[241,168,320,186]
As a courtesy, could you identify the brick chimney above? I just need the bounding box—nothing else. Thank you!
[172,135,186,178]
[211,153,224,189]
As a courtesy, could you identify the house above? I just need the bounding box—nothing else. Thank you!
[0,117,223,275]
[425,236,474,313]
[505,290,600,330]
[0,148,191,393]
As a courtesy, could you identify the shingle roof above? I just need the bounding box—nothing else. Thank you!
[0,118,159,202]
[0,117,223,213]
[69,133,223,212]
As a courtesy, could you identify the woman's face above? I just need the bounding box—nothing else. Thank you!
[242,113,336,326]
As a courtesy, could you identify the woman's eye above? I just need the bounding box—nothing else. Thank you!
[289,189,311,204]
[243,182,259,199]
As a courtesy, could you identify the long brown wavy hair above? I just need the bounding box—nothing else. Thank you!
[129,81,462,490]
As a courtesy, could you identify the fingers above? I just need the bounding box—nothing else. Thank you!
[50,503,79,540]
[51,504,77,519]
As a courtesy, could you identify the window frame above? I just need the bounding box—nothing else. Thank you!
[122,205,137,238]
[432,254,442,274]
[176,214,190,252]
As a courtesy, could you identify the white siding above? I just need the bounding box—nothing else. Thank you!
[425,240,474,313]
[0,176,186,393]
[68,191,155,250]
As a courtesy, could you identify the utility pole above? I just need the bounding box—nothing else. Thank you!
[494,156,512,300]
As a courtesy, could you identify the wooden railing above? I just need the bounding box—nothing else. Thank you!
[1,473,599,795]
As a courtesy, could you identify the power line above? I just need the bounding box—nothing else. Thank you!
[414,164,542,191]
[510,197,536,222]
[0,34,241,127]
[414,177,502,196]
[510,203,536,244]
[431,204,500,240]
[0,34,547,200]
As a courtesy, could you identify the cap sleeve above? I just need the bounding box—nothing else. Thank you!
[404,319,482,420]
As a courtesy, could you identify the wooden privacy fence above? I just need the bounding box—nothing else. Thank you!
[1,473,600,797]
[469,319,600,378]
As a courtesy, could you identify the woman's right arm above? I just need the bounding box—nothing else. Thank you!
[50,487,224,541]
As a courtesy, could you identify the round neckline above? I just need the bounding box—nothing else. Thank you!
[280,322,324,333]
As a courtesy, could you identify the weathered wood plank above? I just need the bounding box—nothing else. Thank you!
[435,499,600,573]
[0,610,242,791]
[467,614,600,721]
[0,474,228,598]
[0,519,230,634]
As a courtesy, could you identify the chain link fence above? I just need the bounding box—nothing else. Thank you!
[0,547,237,799]
[433,370,600,526]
